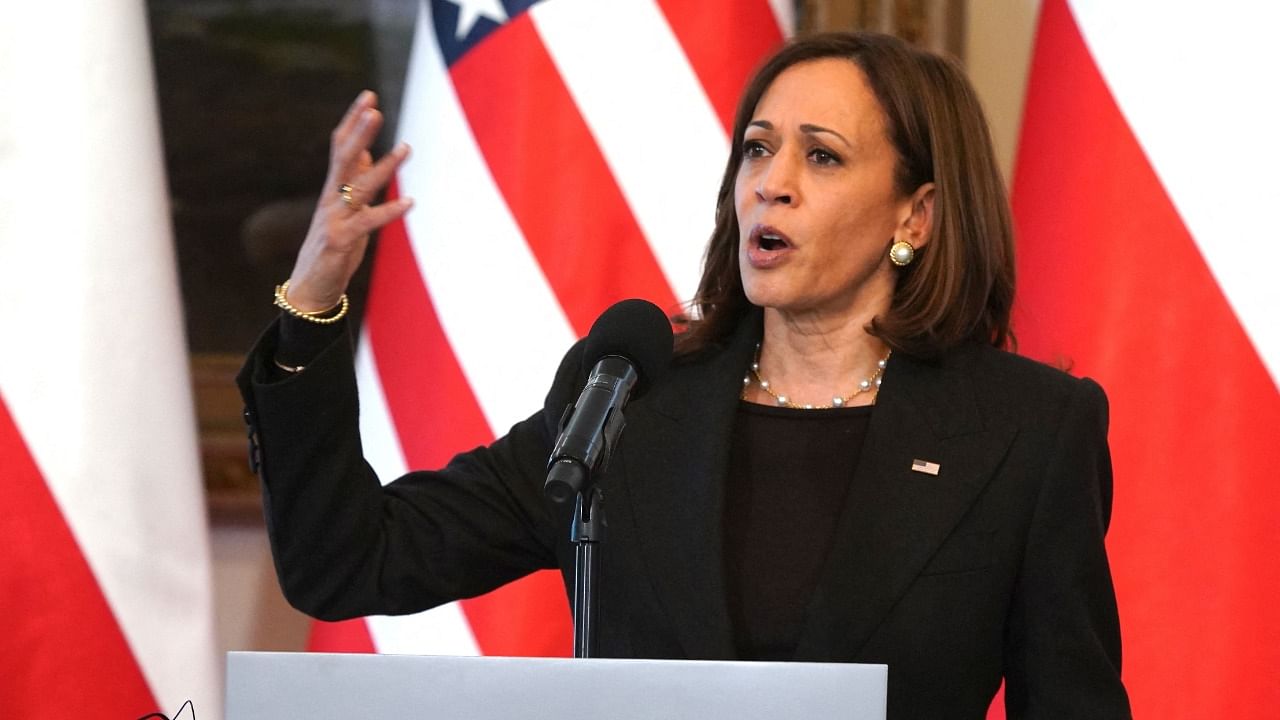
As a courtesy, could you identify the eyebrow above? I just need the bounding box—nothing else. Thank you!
[747,120,851,147]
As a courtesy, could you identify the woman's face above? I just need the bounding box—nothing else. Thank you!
[735,58,924,320]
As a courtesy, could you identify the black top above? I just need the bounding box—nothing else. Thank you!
[725,401,872,660]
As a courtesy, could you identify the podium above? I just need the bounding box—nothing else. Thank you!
[226,652,887,719]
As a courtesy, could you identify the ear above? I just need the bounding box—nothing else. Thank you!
[896,182,936,250]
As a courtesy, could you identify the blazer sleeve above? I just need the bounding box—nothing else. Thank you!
[236,318,584,620]
[1003,377,1133,718]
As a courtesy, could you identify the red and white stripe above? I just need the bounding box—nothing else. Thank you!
[1011,1,1280,717]
[306,0,788,657]
[0,1,217,716]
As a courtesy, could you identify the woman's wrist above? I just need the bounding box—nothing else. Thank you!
[274,280,349,324]
[272,295,348,375]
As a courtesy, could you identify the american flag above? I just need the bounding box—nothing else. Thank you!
[307,0,791,657]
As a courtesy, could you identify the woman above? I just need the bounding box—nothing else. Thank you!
[239,32,1131,719]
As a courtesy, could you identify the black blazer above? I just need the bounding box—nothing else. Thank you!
[239,313,1130,719]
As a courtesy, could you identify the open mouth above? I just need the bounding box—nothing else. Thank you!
[751,225,792,252]
[759,233,787,251]
[746,224,794,269]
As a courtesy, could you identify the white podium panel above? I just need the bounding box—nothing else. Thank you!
[226,652,886,720]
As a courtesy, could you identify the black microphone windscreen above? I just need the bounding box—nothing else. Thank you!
[582,299,674,394]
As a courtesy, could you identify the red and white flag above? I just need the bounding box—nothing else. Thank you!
[1012,0,1280,717]
[0,1,218,717]
[308,0,791,656]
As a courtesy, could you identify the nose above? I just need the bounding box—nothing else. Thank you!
[754,151,797,205]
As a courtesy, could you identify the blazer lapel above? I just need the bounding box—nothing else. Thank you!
[793,345,1016,660]
[614,315,761,659]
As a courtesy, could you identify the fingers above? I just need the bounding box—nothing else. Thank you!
[328,141,410,213]
[330,143,415,232]
[331,107,384,186]
[328,92,378,179]
[334,90,377,141]
[347,195,415,236]
[343,143,410,206]
[324,95,417,230]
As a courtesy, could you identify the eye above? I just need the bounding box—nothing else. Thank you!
[742,139,770,159]
[808,147,841,166]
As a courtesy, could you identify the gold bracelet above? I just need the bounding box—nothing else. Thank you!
[273,280,349,324]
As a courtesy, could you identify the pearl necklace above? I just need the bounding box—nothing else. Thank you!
[742,343,891,409]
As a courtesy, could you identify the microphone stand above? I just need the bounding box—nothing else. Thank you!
[570,487,604,659]
[545,455,608,659]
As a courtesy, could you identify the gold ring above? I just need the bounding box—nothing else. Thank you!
[339,183,362,210]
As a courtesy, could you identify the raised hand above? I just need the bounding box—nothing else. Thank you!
[284,90,414,313]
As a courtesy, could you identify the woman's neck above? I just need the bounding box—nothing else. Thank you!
[748,305,891,408]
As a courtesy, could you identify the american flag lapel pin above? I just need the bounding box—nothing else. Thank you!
[911,458,941,476]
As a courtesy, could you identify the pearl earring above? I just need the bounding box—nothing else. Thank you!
[889,240,915,266]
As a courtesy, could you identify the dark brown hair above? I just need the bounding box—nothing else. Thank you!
[675,32,1014,359]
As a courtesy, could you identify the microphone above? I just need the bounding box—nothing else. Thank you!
[544,299,674,504]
